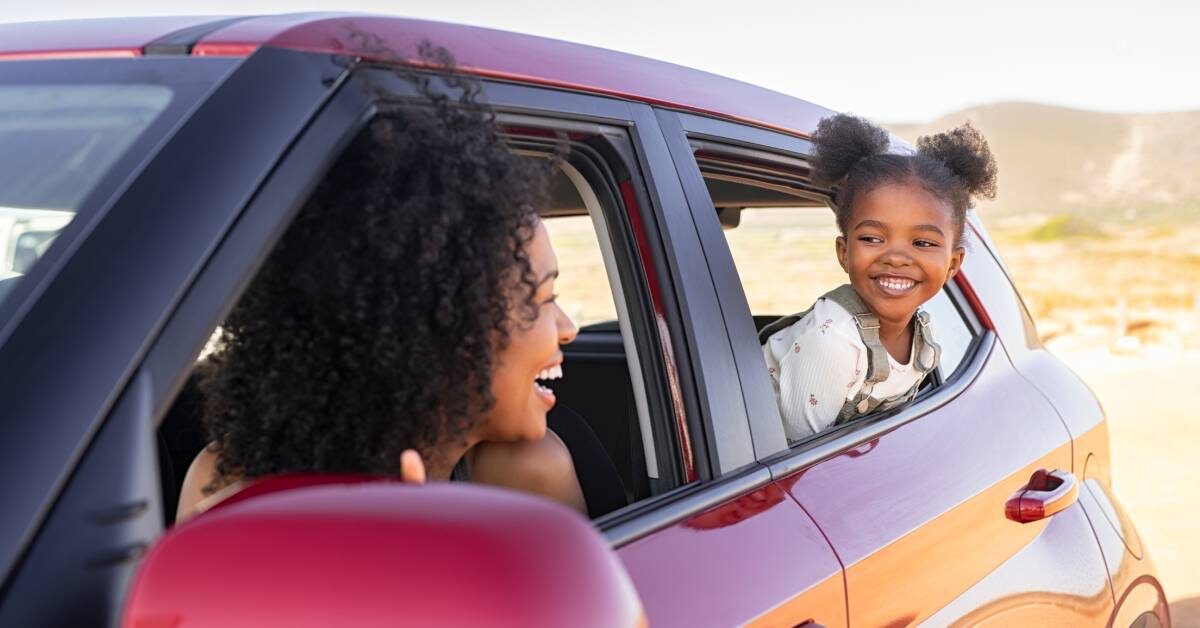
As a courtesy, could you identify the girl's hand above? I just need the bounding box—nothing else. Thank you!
[400,449,427,484]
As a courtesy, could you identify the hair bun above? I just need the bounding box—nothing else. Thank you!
[916,122,998,200]
[810,114,891,187]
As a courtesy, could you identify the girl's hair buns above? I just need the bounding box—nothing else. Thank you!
[917,123,998,200]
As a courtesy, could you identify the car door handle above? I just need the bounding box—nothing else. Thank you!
[1005,469,1078,523]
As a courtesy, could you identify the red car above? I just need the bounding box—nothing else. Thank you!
[0,14,1167,627]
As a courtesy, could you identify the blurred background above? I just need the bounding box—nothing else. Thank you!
[4,0,1198,621]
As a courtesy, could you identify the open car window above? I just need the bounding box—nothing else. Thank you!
[694,141,980,445]
[157,110,690,527]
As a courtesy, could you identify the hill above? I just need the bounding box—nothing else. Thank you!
[887,102,1200,226]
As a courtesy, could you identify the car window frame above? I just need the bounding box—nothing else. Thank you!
[126,64,769,545]
[666,110,995,463]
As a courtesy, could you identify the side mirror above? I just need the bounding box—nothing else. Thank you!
[122,476,644,627]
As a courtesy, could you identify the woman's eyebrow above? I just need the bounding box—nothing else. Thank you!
[537,269,560,285]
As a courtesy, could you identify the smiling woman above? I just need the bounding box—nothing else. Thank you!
[172,62,593,521]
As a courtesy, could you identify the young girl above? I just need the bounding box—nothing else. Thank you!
[762,114,997,441]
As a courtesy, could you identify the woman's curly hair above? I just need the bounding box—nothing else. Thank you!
[809,113,998,245]
[200,55,549,489]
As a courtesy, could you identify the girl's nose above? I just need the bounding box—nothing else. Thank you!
[556,305,578,345]
[881,245,913,266]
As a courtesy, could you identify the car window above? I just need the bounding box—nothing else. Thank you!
[722,206,843,316]
[0,84,173,306]
[695,143,980,442]
[157,114,687,526]
[540,159,669,510]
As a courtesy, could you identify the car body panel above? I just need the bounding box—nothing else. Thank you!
[0,16,231,59]
[782,336,1109,624]
[617,479,846,627]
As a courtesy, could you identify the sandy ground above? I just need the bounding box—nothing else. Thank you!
[1054,348,1200,626]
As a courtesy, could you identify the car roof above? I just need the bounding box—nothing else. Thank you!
[0,14,832,139]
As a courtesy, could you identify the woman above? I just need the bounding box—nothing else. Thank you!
[177,61,586,520]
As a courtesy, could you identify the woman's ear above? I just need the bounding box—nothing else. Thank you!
[835,235,849,273]
[400,449,427,484]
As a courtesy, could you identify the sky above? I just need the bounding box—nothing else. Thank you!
[2,0,1197,123]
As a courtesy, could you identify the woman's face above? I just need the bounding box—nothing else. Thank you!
[836,182,965,328]
[481,220,577,442]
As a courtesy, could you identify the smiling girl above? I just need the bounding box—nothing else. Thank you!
[761,114,997,441]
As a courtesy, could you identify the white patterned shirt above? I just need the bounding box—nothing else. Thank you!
[762,298,929,441]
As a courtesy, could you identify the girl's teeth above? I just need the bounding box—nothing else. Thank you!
[878,278,914,291]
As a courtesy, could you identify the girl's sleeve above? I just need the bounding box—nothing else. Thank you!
[773,322,864,441]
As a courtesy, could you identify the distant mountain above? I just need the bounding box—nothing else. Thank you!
[887,102,1200,225]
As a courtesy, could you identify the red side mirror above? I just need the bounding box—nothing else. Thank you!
[123,476,644,627]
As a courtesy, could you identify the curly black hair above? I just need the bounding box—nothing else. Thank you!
[810,113,998,245]
[199,56,550,490]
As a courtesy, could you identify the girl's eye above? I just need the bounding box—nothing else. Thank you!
[858,235,883,244]
[914,239,941,248]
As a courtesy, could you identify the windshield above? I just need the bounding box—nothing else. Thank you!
[0,84,172,287]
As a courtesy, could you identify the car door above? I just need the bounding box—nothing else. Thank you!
[660,110,1115,626]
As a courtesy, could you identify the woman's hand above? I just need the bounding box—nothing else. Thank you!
[400,448,427,484]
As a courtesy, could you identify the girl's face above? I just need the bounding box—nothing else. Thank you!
[481,220,577,442]
[836,182,965,328]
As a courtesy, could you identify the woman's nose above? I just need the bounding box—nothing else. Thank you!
[556,305,578,345]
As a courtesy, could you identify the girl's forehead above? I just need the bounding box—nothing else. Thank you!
[851,182,954,226]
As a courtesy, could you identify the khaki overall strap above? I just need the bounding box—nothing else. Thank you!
[821,285,890,386]
[912,310,942,372]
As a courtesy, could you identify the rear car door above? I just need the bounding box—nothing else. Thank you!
[660,110,1116,626]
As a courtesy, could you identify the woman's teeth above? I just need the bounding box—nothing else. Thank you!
[536,365,563,384]
[876,277,916,292]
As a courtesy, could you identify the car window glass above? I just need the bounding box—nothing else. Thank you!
[0,84,173,305]
[920,288,975,378]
